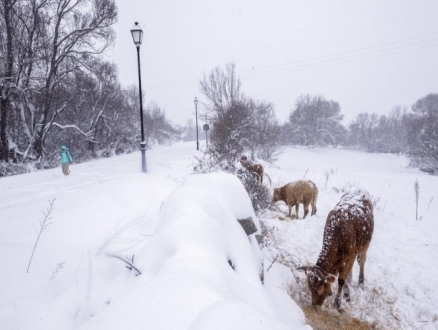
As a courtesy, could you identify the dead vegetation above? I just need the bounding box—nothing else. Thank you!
[301,305,374,330]
[285,263,390,330]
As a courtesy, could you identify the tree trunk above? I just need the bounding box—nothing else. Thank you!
[0,0,15,162]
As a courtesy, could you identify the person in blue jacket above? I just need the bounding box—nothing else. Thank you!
[60,145,73,175]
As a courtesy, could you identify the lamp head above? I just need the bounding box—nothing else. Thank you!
[130,22,143,47]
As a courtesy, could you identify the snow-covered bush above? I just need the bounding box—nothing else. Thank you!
[236,168,271,212]
[0,161,30,177]
[194,154,271,213]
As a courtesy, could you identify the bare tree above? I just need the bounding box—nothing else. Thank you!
[200,62,243,117]
[200,63,280,165]
[0,0,16,161]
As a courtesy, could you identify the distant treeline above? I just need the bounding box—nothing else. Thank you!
[280,93,438,174]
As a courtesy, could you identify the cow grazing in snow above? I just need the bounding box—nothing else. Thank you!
[272,180,318,219]
[298,190,374,310]
[240,156,264,184]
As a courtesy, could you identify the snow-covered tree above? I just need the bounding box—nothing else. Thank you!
[200,63,280,166]
[349,112,379,150]
[406,93,438,173]
[289,94,346,147]
[143,102,179,146]
[0,0,117,162]
[348,106,409,153]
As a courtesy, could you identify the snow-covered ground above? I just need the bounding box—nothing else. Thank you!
[0,143,437,329]
[263,147,438,329]
[0,142,309,330]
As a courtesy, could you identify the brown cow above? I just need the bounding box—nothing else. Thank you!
[298,190,374,310]
[272,180,318,219]
[240,156,264,184]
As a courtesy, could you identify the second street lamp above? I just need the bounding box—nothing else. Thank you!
[130,22,147,173]
[194,97,199,151]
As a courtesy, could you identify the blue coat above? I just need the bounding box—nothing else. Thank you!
[60,146,73,164]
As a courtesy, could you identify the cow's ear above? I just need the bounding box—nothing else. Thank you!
[325,274,336,283]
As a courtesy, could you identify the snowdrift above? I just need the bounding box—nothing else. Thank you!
[79,172,309,330]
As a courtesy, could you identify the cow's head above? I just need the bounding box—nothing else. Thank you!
[272,188,281,202]
[298,266,335,307]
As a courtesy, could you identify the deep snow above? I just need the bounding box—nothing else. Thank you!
[0,142,309,330]
[1,143,437,329]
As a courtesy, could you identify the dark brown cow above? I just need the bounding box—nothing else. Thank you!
[299,190,374,310]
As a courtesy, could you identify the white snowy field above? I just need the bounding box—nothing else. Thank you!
[262,147,438,329]
[0,142,437,329]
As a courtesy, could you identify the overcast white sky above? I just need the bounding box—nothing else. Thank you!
[106,0,438,126]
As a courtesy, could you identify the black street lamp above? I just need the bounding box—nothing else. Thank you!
[194,97,199,151]
[131,22,147,173]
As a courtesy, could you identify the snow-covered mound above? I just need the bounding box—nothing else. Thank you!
[80,172,309,330]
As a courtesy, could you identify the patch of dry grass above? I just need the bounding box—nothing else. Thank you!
[302,305,375,330]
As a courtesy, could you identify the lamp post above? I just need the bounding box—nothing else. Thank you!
[131,22,147,173]
[194,97,199,151]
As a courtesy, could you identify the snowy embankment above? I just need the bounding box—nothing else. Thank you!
[262,147,438,329]
[0,142,309,330]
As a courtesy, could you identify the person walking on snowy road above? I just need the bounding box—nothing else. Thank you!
[60,145,73,175]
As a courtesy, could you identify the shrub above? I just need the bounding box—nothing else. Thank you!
[194,153,271,213]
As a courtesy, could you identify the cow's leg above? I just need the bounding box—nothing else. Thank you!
[303,202,309,219]
[343,283,351,302]
[295,203,300,219]
[335,258,355,310]
[311,199,317,215]
[288,203,292,217]
[357,252,367,288]
[334,278,345,310]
